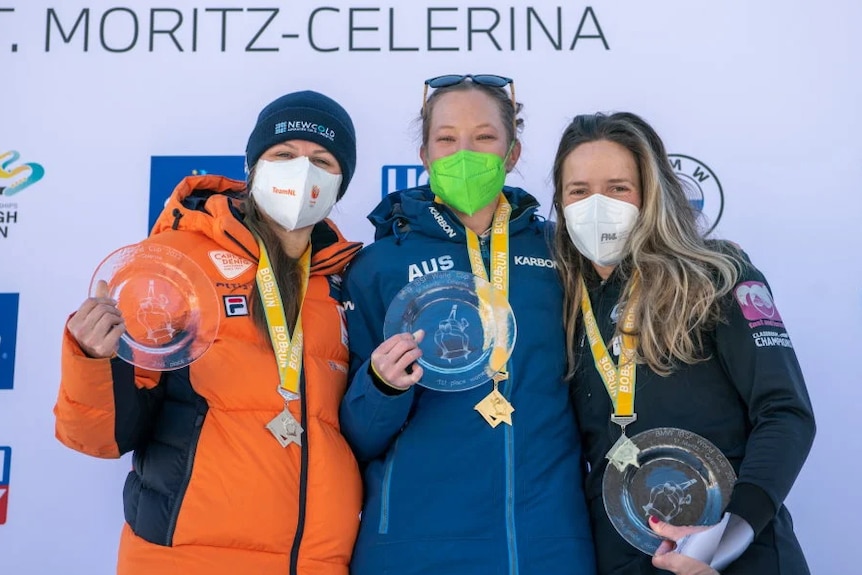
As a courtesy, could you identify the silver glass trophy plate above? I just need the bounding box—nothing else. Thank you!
[602,427,737,555]
[383,270,516,392]
[89,243,220,371]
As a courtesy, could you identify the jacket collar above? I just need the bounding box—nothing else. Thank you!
[369,184,541,243]
[151,175,361,275]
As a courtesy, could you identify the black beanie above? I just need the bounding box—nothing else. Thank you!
[245,90,356,198]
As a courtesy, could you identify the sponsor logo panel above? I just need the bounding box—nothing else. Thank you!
[0,150,45,240]
[669,154,724,234]
[0,446,11,525]
[381,164,427,199]
[0,293,19,390]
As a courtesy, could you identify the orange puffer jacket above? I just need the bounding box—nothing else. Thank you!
[54,175,362,575]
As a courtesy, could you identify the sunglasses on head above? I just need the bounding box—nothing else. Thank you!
[422,74,516,118]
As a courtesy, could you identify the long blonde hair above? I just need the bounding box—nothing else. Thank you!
[551,112,743,377]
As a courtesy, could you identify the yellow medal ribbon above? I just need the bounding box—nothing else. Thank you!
[579,274,642,470]
[579,274,639,418]
[464,196,516,427]
[256,238,311,400]
[465,196,512,375]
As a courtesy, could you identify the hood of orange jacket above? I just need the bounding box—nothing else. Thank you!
[152,174,361,277]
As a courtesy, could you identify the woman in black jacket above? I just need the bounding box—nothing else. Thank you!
[550,111,815,575]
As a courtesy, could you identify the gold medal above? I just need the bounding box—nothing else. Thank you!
[474,378,514,428]
[606,431,641,472]
[266,405,303,448]
[464,200,515,425]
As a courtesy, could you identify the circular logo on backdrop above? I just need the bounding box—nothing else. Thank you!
[668,154,724,235]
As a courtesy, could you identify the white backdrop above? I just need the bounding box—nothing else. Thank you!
[1,1,860,573]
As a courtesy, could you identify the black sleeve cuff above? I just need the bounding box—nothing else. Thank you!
[111,357,166,454]
[725,482,776,536]
[368,363,409,396]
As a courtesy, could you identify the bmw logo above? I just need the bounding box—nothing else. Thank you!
[669,154,724,235]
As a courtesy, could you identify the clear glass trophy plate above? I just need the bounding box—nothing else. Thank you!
[89,243,219,371]
[383,270,516,392]
[602,427,737,555]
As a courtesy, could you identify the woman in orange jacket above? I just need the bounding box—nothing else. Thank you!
[54,90,363,575]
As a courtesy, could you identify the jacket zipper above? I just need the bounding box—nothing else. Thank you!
[503,364,519,575]
[377,435,400,534]
[289,373,310,575]
[228,225,309,573]
[480,233,520,574]
[225,230,257,261]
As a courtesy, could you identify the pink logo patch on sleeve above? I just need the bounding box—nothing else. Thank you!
[735,281,782,321]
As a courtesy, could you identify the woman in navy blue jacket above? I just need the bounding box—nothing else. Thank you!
[339,75,597,575]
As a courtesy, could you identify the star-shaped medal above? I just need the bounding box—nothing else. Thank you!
[474,387,514,428]
[606,433,641,472]
[266,408,304,447]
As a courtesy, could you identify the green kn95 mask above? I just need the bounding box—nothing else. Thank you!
[428,147,511,216]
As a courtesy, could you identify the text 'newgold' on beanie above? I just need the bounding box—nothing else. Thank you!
[245,90,356,198]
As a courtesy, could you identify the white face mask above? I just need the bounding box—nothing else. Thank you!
[250,157,342,231]
[563,194,640,267]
